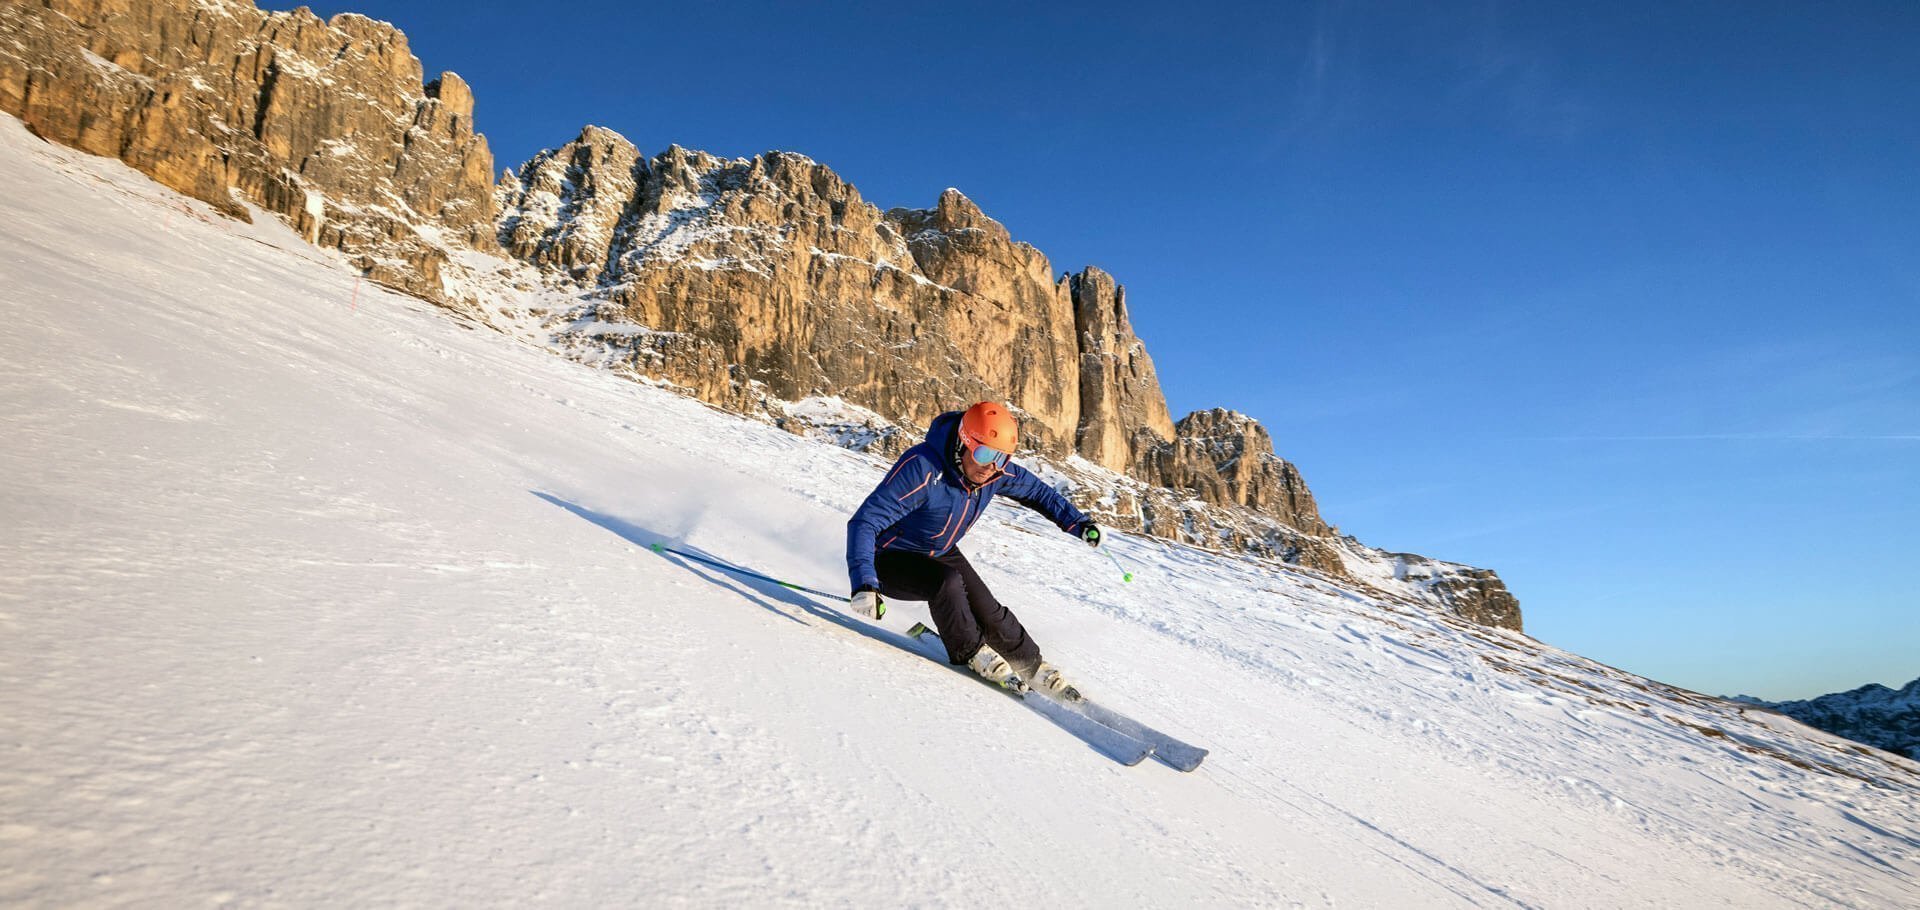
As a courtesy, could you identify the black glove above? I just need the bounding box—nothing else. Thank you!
[850,585,886,620]
[1079,523,1102,548]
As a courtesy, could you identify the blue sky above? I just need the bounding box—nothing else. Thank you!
[307,1,1917,700]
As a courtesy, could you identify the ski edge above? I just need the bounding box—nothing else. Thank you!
[906,623,1172,770]
[1072,700,1209,772]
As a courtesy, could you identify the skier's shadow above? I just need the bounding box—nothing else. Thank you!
[533,492,1151,765]
[531,491,925,652]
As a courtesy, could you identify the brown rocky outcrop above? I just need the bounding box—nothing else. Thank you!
[492,130,1154,468]
[1429,567,1524,630]
[889,189,1088,454]
[1070,267,1177,471]
[0,0,496,300]
[497,139,1009,423]
[495,124,642,278]
[1369,552,1525,631]
[1136,408,1329,537]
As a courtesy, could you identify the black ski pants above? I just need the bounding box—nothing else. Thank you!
[875,548,1040,669]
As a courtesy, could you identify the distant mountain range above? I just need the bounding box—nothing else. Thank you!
[1736,678,1920,761]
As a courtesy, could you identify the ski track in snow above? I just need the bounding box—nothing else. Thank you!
[2,115,1918,907]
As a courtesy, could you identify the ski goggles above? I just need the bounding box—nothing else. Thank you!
[960,436,1012,470]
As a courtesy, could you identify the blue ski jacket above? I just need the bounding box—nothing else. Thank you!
[845,410,1092,593]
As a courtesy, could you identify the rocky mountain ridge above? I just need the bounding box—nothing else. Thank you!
[0,0,1521,629]
[490,127,1176,476]
[1736,678,1920,761]
[0,0,494,300]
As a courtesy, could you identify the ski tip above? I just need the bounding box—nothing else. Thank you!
[647,542,664,553]
[1158,752,1208,772]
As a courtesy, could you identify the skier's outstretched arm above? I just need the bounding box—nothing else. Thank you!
[1000,465,1096,542]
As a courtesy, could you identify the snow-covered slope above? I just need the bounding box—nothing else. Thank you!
[3,116,1917,907]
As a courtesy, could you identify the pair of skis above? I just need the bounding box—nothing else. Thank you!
[640,543,1206,770]
[905,622,1207,772]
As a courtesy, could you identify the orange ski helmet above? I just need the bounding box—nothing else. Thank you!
[958,401,1017,469]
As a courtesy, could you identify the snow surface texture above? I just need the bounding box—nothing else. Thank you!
[3,114,1918,907]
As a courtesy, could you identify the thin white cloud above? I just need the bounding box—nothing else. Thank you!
[1526,435,1920,442]
[1446,0,1596,142]
[1268,0,1361,157]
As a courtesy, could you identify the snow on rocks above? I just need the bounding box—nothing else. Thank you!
[772,396,907,454]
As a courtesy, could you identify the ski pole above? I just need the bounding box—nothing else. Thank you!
[1096,534,1134,583]
[647,542,850,603]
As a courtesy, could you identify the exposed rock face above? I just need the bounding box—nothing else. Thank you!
[890,189,1090,457]
[1071,267,1177,471]
[1069,459,1348,577]
[1136,409,1328,537]
[498,138,1006,425]
[0,0,496,300]
[495,124,641,278]
[1379,555,1524,631]
[492,130,1154,468]
[1,0,1524,629]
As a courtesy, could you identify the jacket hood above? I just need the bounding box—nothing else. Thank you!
[925,410,963,452]
[925,410,964,483]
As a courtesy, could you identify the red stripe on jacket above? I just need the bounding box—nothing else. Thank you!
[895,471,933,501]
[938,496,975,552]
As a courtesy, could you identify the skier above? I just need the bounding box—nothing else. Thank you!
[846,401,1103,699]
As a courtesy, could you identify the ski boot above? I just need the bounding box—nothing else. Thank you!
[1011,656,1084,703]
[1027,663,1084,703]
[967,644,1020,690]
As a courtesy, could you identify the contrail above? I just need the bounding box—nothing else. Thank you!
[1525,434,1920,441]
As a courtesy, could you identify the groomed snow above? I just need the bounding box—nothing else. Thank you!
[2,115,1918,907]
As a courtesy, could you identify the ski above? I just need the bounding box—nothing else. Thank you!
[1069,700,1208,772]
[906,623,1177,769]
[644,546,1151,766]
[903,623,1153,767]
[905,622,1207,772]
[1020,688,1156,767]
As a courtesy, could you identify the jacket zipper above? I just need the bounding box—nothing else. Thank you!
[938,490,977,555]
